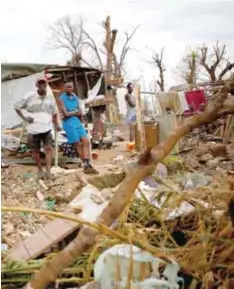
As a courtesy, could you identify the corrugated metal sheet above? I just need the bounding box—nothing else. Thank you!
[1,63,56,82]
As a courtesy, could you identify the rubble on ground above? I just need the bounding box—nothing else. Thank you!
[1,166,85,247]
[1,128,234,289]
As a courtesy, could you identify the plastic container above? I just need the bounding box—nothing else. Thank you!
[127,142,135,152]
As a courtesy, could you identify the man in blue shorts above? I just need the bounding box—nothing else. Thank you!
[59,82,98,174]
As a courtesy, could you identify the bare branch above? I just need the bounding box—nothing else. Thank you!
[47,16,84,66]
[218,62,234,81]
[213,41,226,70]
[199,42,227,82]
[118,26,139,73]
[81,28,104,70]
[152,48,166,91]
[80,58,93,68]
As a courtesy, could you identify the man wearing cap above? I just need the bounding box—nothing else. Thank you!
[15,77,60,180]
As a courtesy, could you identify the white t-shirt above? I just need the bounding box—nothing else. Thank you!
[14,91,58,134]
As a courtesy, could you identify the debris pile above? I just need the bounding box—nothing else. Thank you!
[2,159,234,288]
[1,166,84,247]
[1,83,234,288]
[178,136,234,173]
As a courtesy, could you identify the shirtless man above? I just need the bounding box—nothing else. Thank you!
[125,83,136,142]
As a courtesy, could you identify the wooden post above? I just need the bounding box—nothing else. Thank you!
[135,83,146,151]
[103,16,118,123]
[54,128,58,167]
[74,71,79,95]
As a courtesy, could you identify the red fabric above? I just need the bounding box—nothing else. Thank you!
[185,90,206,111]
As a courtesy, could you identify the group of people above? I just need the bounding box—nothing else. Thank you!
[16,77,227,180]
[15,78,97,180]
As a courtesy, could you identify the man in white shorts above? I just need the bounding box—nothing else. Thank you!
[125,83,136,142]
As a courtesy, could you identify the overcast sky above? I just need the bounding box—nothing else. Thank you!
[1,0,234,88]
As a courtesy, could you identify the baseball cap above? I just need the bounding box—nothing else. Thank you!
[36,77,47,85]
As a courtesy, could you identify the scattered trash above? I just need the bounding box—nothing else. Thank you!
[143,176,158,188]
[70,205,83,214]
[1,163,9,168]
[153,163,168,179]
[20,231,32,238]
[91,193,105,204]
[1,117,234,289]
[113,154,124,162]
[2,222,15,235]
[182,172,211,190]
[22,173,34,179]
[1,134,20,151]
[45,200,56,211]
[51,167,77,175]
[35,191,45,201]
[38,180,49,190]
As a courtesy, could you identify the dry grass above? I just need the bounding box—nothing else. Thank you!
[2,177,234,288]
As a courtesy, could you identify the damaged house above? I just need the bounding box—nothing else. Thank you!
[1,63,105,130]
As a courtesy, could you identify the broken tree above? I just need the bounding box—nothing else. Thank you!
[199,42,234,82]
[152,48,166,91]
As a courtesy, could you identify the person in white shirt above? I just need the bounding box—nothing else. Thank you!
[14,77,60,180]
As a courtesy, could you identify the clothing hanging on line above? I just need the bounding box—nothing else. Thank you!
[185,90,206,111]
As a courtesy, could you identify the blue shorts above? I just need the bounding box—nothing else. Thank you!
[63,123,87,144]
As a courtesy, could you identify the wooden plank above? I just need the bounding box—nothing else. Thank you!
[22,228,52,259]
[9,242,31,261]
[106,77,123,86]
[134,83,146,151]
[9,186,108,262]
[10,218,80,261]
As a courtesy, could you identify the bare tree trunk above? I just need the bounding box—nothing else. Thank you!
[25,84,231,289]
[153,48,165,92]
[186,51,197,89]
[103,16,117,81]
[103,16,118,122]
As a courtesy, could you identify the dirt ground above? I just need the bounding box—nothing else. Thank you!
[1,139,132,248]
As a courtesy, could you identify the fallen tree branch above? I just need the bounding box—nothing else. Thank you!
[25,85,229,289]
[2,206,170,259]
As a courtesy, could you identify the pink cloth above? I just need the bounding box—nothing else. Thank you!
[185,90,206,111]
